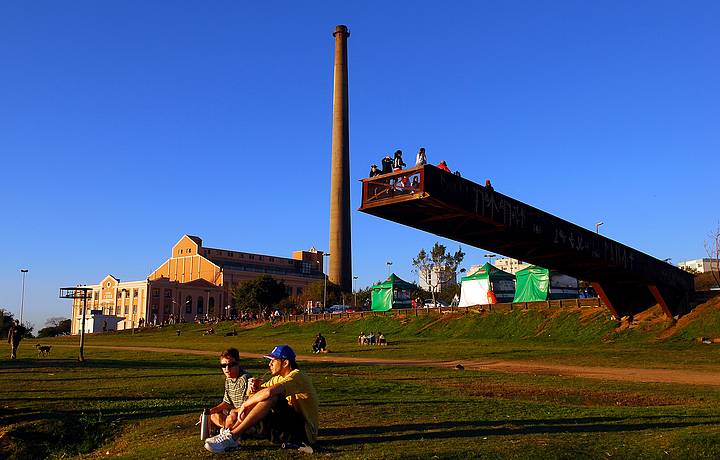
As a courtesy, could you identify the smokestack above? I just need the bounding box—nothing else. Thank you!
[329,24,352,292]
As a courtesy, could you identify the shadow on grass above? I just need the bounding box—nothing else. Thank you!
[0,357,230,372]
[0,403,201,427]
[319,416,720,446]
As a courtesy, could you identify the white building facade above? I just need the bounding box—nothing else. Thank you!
[494,258,530,274]
[418,266,457,292]
[678,258,719,273]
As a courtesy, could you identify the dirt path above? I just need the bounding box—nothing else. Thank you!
[59,344,720,387]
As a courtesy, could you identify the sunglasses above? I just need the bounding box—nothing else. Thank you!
[220,362,239,369]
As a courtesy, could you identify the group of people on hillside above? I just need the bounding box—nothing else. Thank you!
[357,331,387,346]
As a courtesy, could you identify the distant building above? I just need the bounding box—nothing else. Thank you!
[494,258,530,274]
[418,265,457,292]
[71,235,325,335]
[71,275,148,335]
[678,258,719,273]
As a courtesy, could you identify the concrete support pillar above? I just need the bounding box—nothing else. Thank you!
[329,24,352,292]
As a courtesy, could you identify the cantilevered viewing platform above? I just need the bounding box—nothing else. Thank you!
[359,165,694,318]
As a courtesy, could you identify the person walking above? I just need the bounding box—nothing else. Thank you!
[7,320,24,360]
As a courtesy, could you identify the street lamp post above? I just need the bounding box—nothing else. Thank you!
[20,269,28,324]
[596,222,604,234]
[59,286,92,362]
[323,253,331,311]
[484,254,496,265]
[353,275,358,307]
[386,261,393,276]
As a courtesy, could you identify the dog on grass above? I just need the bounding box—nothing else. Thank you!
[35,344,52,357]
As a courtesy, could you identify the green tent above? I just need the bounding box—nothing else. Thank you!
[513,266,579,302]
[458,262,515,306]
[371,274,414,311]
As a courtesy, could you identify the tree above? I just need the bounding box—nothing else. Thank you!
[37,317,71,338]
[299,280,344,310]
[1,309,15,338]
[705,223,720,289]
[1,309,33,338]
[232,276,288,315]
[412,242,465,305]
[354,286,373,309]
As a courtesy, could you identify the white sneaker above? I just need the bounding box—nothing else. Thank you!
[298,443,314,454]
[204,428,230,445]
[204,429,240,453]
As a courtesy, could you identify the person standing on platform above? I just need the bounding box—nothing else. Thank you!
[393,150,406,171]
[381,155,393,174]
[415,147,427,166]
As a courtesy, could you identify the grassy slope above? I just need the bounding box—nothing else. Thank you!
[3,302,720,459]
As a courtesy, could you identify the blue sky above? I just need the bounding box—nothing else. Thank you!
[1,1,718,329]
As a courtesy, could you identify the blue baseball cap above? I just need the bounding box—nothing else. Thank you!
[264,345,296,361]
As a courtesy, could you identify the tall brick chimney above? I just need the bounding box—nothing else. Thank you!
[328,25,352,292]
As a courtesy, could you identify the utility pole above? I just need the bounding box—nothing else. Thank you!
[20,269,28,324]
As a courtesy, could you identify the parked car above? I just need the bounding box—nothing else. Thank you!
[326,304,352,313]
[423,299,449,308]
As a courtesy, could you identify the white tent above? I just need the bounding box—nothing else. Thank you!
[458,263,515,307]
[459,278,490,307]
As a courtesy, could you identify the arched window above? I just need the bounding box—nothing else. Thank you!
[185,296,192,314]
[208,297,215,315]
[197,296,204,314]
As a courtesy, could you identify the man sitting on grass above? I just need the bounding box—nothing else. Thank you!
[206,348,252,433]
[204,345,318,453]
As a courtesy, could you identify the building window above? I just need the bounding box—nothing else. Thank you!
[133,290,139,298]
[163,303,171,314]
[164,289,172,298]
[197,297,204,314]
[249,255,255,260]
[228,252,233,257]
[124,305,129,314]
[296,287,303,296]
[152,289,160,298]
[185,296,192,314]
[269,257,274,262]
[208,297,215,314]
[133,305,137,314]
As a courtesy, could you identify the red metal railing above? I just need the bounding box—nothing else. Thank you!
[361,166,425,206]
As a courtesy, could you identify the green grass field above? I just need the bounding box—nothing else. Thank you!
[2,308,720,459]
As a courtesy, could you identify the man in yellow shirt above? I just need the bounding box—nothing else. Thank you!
[204,345,318,453]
